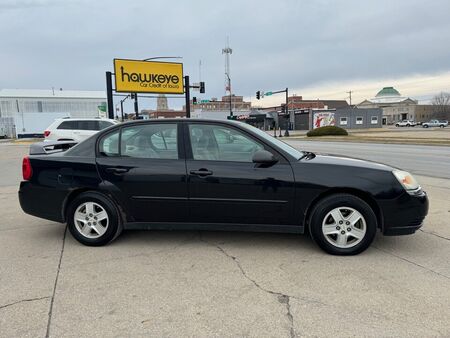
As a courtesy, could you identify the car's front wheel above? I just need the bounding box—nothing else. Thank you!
[309,194,377,255]
[67,192,122,246]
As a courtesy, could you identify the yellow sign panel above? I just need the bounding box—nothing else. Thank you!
[114,59,184,94]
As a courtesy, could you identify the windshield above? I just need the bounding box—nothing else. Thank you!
[237,122,304,160]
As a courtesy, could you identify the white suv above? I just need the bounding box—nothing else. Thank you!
[44,118,119,142]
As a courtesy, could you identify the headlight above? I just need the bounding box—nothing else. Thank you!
[392,170,420,192]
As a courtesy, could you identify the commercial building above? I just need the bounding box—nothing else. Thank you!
[357,87,436,124]
[0,89,107,137]
[287,95,349,110]
[185,95,251,112]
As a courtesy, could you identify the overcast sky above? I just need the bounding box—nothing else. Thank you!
[1,0,450,110]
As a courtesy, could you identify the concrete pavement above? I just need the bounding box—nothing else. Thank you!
[1,144,449,337]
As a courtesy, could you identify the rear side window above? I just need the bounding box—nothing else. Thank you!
[99,121,114,130]
[57,121,78,130]
[98,124,178,159]
[99,130,119,156]
[121,124,178,159]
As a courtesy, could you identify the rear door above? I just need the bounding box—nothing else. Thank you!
[185,122,296,225]
[55,120,77,140]
[96,122,188,223]
[74,120,98,141]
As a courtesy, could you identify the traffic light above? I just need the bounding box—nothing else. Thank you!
[199,82,205,93]
[193,97,197,105]
[256,91,260,100]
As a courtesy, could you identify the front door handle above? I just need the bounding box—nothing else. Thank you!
[190,168,213,177]
[106,167,130,175]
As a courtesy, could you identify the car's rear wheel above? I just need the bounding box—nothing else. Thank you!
[67,192,122,246]
[309,194,377,255]
[395,124,399,127]
[440,125,444,128]
[423,125,429,128]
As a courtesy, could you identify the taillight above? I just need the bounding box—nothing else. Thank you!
[22,156,33,181]
[44,130,50,137]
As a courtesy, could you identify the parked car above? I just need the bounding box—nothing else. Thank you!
[422,119,448,128]
[19,119,428,255]
[395,120,416,127]
[44,118,119,142]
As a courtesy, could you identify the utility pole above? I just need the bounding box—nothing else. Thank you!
[134,94,139,119]
[285,88,289,137]
[105,71,114,119]
[185,75,191,118]
[347,90,352,107]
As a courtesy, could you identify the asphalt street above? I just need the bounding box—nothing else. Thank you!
[286,140,450,179]
[1,143,449,337]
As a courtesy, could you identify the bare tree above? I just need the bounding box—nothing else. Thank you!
[432,92,450,120]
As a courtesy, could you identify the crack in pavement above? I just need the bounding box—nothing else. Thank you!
[46,225,67,338]
[373,246,450,280]
[0,296,50,310]
[419,229,450,241]
[198,232,328,338]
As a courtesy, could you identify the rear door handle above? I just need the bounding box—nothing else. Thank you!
[190,169,213,176]
[106,167,130,174]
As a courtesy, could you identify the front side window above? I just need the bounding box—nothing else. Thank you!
[189,124,264,162]
[121,124,178,159]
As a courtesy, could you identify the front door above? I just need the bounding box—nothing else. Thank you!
[96,122,188,223]
[185,122,295,225]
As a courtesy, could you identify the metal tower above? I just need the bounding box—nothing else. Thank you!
[222,38,232,95]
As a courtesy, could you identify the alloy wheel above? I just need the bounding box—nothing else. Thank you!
[74,202,109,239]
[322,206,366,249]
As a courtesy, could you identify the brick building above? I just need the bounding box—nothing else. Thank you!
[185,95,251,112]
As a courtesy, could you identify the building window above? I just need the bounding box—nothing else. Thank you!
[356,117,363,125]
[340,117,348,125]
[371,116,378,124]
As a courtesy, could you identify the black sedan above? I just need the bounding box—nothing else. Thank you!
[19,119,428,255]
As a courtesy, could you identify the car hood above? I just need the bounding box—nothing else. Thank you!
[300,153,394,172]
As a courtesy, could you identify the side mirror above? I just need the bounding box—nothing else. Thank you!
[252,150,278,166]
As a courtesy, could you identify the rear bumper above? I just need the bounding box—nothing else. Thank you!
[380,190,429,236]
[19,181,66,223]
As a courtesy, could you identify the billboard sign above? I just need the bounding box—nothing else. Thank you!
[313,112,335,129]
[114,59,184,94]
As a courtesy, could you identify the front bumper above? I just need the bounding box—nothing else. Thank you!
[380,189,429,236]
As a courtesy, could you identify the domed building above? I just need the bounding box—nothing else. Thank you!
[357,86,422,124]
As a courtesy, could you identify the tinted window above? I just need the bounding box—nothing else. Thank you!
[99,121,114,130]
[78,120,98,131]
[121,124,178,159]
[57,120,78,130]
[99,130,119,157]
[189,124,263,162]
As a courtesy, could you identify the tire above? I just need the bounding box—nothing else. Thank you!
[395,124,399,127]
[440,125,444,128]
[67,191,123,246]
[406,124,410,127]
[424,125,429,128]
[309,194,377,255]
